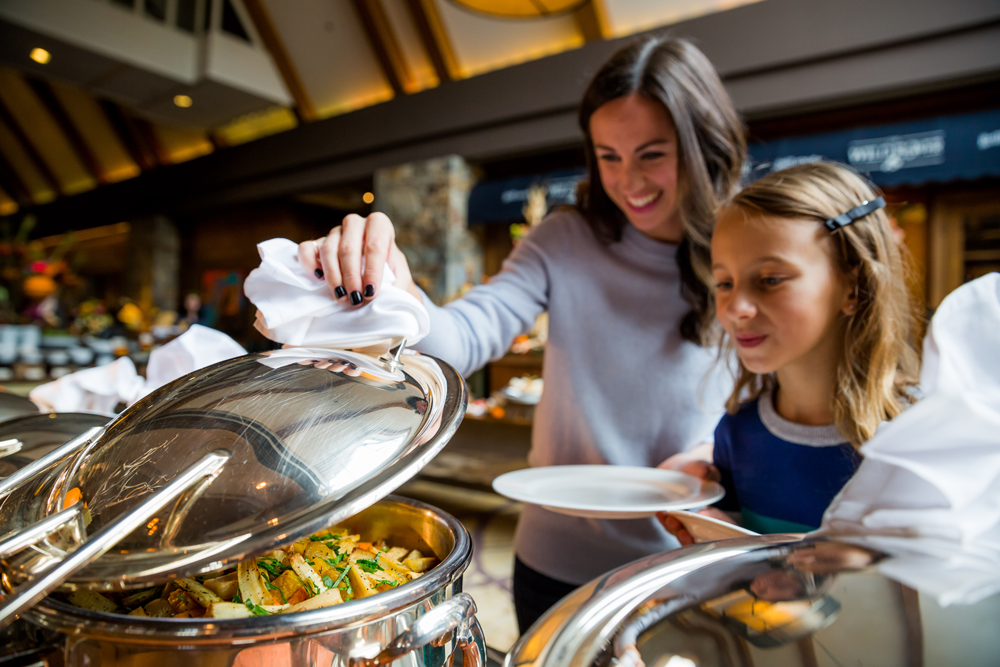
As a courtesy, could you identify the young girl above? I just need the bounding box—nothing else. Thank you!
[664,161,921,540]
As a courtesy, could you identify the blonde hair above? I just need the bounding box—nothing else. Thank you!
[720,162,921,448]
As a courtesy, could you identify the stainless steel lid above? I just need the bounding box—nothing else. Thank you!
[0,392,39,423]
[0,412,112,480]
[0,347,466,625]
[508,536,1000,667]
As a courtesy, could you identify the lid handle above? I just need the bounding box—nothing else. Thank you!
[378,338,407,373]
[0,501,85,560]
[0,438,23,459]
[349,592,480,667]
[0,449,230,631]
[0,426,106,501]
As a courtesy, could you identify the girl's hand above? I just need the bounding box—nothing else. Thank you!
[297,213,419,305]
[657,507,737,546]
[657,448,720,484]
[658,513,695,546]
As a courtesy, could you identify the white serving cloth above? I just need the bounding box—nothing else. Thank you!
[29,326,246,413]
[244,238,429,351]
[142,324,246,395]
[30,357,144,414]
[816,273,1000,606]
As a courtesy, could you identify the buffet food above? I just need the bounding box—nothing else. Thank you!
[62,525,438,619]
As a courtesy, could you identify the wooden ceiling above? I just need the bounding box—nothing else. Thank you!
[0,0,761,218]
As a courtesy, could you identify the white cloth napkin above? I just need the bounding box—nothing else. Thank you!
[816,273,1000,606]
[244,238,429,351]
[29,326,246,413]
[30,357,144,415]
[143,324,246,395]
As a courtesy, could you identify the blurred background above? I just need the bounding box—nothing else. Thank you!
[0,0,997,648]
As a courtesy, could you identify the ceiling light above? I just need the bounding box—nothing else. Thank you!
[173,94,193,108]
[30,48,51,65]
[363,192,374,204]
[448,0,588,18]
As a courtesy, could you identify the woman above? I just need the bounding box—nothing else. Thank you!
[299,36,746,632]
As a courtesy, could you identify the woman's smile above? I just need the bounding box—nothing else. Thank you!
[625,191,663,213]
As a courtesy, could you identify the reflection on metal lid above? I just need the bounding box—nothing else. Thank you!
[1,349,465,590]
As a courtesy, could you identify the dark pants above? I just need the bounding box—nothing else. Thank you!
[512,556,579,635]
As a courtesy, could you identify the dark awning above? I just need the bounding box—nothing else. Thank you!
[468,109,1000,225]
[747,108,1000,187]
[468,168,586,225]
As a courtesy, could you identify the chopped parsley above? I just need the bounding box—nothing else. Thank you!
[356,558,382,573]
[176,593,187,603]
[322,574,335,589]
[310,532,340,542]
[374,579,398,588]
[232,592,242,604]
[321,555,344,569]
[332,566,350,590]
[263,580,287,604]
[257,558,288,578]
[303,578,320,597]
[244,599,271,616]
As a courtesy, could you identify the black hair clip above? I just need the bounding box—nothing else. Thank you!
[824,196,886,232]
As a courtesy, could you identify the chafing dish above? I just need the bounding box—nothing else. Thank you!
[508,535,1000,667]
[0,346,485,667]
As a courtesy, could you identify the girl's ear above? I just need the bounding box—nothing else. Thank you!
[842,266,861,316]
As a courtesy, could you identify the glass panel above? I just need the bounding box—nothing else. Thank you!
[964,211,1000,281]
[177,0,197,32]
[144,0,167,22]
[221,0,250,42]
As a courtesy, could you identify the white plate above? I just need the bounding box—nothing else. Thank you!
[663,510,758,542]
[492,465,725,519]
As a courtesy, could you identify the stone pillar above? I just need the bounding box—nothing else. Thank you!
[374,155,482,305]
[125,214,180,312]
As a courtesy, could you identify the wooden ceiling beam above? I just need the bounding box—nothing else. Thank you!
[0,147,33,208]
[242,0,317,122]
[25,78,109,186]
[575,0,611,42]
[0,96,63,196]
[405,0,460,83]
[132,117,173,167]
[352,0,413,95]
[98,99,158,172]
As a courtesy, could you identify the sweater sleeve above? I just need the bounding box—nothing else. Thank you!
[411,217,555,377]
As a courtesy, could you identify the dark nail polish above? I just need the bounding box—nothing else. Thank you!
[350,291,362,305]
[314,268,324,279]
[334,286,346,298]
[363,284,374,298]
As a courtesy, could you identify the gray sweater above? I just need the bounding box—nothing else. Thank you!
[414,209,729,584]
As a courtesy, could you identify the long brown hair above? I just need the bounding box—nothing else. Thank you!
[721,162,921,447]
[577,36,746,345]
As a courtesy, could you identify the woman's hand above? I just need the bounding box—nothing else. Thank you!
[297,213,419,305]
